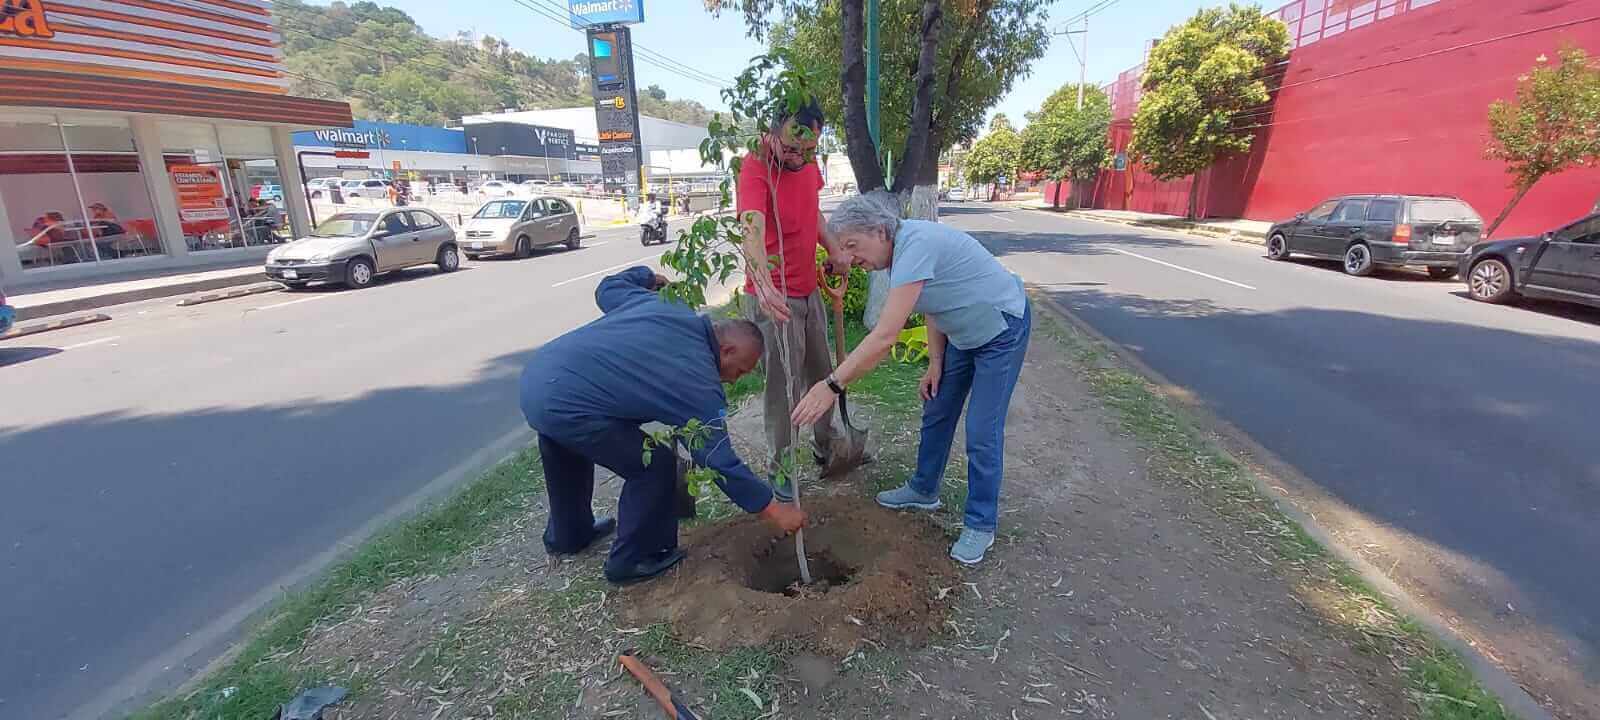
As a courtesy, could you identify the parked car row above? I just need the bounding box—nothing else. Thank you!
[1268,194,1600,312]
[262,194,584,290]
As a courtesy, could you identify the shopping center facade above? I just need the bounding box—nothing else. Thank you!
[0,0,353,290]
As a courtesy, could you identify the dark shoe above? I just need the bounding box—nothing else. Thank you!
[543,517,617,555]
[604,548,687,585]
[770,477,794,503]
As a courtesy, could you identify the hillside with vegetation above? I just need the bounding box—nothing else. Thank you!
[274,0,715,127]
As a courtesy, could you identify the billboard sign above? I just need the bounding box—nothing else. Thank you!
[294,121,467,154]
[587,25,643,192]
[462,123,575,159]
[568,0,642,28]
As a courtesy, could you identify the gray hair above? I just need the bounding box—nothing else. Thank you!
[827,190,901,241]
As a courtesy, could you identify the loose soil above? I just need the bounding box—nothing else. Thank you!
[624,496,959,657]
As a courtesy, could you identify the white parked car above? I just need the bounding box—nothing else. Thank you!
[305,177,342,198]
[477,180,519,198]
[946,187,967,202]
[343,178,395,199]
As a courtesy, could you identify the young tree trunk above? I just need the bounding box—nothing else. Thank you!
[1051,179,1063,209]
[1186,180,1200,219]
[1486,180,1536,238]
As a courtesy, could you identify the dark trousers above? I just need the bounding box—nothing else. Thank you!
[538,422,678,568]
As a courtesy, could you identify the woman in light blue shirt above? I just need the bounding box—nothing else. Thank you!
[792,192,1031,564]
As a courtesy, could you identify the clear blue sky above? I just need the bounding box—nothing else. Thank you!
[315,0,1235,126]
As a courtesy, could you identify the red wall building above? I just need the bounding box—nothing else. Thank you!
[1079,0,1600,238]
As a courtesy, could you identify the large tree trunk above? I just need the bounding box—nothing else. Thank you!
[890,0,943,195]
[1486,180,1535,238]
[839,0,885,192]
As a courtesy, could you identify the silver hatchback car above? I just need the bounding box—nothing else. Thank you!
[264,208,460,289]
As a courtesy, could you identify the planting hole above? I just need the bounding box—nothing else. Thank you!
[749,550,853,596]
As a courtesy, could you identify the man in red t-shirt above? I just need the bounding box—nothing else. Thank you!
[738,99,845,496]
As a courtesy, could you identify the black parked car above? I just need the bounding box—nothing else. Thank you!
[1266,195,1484,278]
[1460,212,1600,307]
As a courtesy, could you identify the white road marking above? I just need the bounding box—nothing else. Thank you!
[584,240,610,248]
[62,336,121,350]
[552,251,667,288]
[1109,247,1257,290]
[989,214,1016,223]
[256,295,333,311]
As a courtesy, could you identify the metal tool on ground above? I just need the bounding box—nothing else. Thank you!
[619,652,701,720]
[817,265,871,478]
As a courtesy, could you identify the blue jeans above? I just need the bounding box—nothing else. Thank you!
[909,301,1032,532]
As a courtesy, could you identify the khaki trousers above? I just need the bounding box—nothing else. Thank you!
[741,292,839,473]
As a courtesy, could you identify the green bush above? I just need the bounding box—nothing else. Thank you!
[818,246,921,328]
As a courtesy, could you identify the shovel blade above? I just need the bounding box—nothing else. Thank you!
[819,395,870,478]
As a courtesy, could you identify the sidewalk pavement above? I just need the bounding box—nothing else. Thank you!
[1005,200,1274,243]
[7,264,273,322]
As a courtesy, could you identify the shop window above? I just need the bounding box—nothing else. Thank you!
[161,121,243,251]
[160,122,288,251]
[220,126,289,246]
[1,112,165,269]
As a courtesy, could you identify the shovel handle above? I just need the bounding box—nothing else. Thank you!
[620,654,680,719]
[817,264,848,313]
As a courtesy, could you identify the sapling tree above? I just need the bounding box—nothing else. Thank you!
[653,48,826,584]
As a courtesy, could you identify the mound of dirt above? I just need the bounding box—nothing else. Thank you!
[623,496,958,656]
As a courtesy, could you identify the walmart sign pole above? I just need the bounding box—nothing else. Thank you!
[581,0,645,198]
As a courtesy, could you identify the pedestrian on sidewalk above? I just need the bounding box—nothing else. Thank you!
[792,193,1032,565]
[736,97,849,497]
[520,267,806,585]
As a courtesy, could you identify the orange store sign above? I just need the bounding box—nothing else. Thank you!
[0,0,55,38]
[170,165,230,223]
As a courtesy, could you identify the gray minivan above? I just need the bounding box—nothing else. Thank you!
[1266,195,1484,278]
[459,197,581,259]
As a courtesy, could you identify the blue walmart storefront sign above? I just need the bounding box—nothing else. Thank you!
[293,121,467,154]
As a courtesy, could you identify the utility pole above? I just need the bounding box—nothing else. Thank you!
[1056,17,1088,110]
[865,0,881,151]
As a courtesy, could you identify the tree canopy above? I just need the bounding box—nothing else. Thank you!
[1129,3,1288,192]
[718,0,1049,190]
[274,0,715,127]
[964,116,1021,186]
[1484,45,1600,235]
[1018,83,1112,185]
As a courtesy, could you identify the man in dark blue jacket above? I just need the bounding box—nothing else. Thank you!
[521,267,808,584]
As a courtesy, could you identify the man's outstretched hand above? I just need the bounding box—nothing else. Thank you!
[758,499,807,534]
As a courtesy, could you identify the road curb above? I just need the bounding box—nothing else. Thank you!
[1026,286,1556,720]
[0,312,112,340]
[14,270,269,322]
[175,283,283,307]
[1014,205,1270,245]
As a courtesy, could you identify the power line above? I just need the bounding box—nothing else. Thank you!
[518,0,732,88]
[503,0,732,90]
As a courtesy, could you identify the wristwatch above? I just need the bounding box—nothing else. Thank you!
[826,373,845,395]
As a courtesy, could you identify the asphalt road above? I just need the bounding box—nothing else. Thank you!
[941,202,1600,717]
[0,216,729,719]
